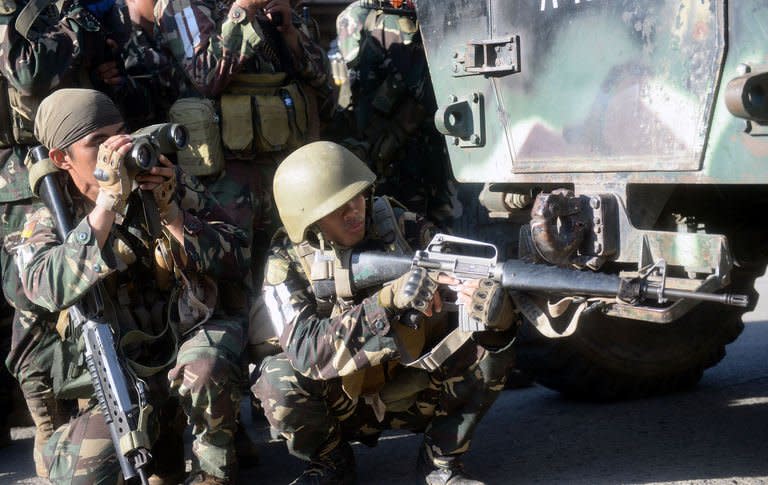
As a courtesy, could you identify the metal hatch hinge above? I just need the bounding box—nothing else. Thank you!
[452,35,521,77]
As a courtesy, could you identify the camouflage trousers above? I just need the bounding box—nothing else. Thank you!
[253,335,515,465]
[39,318,246,483]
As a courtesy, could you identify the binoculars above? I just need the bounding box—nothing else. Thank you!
[125,123,189,172]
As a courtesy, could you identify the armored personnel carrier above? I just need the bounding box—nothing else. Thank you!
[415,0,768,399]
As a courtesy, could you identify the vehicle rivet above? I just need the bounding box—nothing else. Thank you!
[453,137,460,145]
[736,63,751,76]
[471,134,481,144]
[590,197,600,209]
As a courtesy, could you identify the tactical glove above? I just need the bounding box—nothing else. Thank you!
[468,279,514,331]
[94,143,132,214]
[378,267,438,315]
[153,168,180,224]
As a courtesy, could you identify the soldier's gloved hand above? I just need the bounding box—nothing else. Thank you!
[466,279,515,331]
[135,155,181,224]
[94,135,134,214]
[378,267,440,316]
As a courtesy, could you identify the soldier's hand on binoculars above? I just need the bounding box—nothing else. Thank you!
[96,60,124,87]
[264,0,292,30]
[94,135,134,214]
[136,156,180,224]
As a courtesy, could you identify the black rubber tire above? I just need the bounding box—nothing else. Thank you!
[514,266,761,401]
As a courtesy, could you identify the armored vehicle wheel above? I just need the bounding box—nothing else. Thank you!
[514,266,761,401]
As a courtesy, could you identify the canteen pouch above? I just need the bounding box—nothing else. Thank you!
[169,98,224,176]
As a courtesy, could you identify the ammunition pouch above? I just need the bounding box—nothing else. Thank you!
[52,313,92,399]
[168,97,224,177]
[220,73,309,158]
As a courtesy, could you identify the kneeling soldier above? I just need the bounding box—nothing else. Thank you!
[253,141,517,485]
[7,89,249,484]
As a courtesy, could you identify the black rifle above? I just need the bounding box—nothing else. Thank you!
[29,146,152,484]
[316,233,749,331]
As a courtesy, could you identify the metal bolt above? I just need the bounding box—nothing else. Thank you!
[449,95,458,103]
[595,226,602,234]
[589,197,600,209]
[453,51,459,59]
[737,63,751,76]
[593,217,601,225]
[594,243,603,254]
[453,137,460,145]
[471,134,481,144]
[452,64,460,73]
[472,93,479,103]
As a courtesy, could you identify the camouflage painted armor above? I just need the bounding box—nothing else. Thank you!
[331,1,456,224]
[154,0,333,288]
[253,197,516,465]
[5,170,250,483]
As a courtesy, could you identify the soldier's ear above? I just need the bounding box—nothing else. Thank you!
[49,148,71,170]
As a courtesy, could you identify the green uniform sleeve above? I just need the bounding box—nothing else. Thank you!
[15,208,113,312]
[262,235,399,380]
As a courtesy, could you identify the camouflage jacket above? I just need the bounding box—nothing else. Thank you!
[0,0,167,131]
[118,24,184,128]
[263,197,438,382]
[0,147,31,204]
[154,0,332,99]
[336,2,434,127]
[7,170,249,327]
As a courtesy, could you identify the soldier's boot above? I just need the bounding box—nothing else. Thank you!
[27,395,69,478]
[417,446,484,485]
[290,441,356,485]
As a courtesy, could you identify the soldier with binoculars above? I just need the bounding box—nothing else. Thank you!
[4,88,250,484]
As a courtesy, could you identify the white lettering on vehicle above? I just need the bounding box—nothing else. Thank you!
[540,0,592,12]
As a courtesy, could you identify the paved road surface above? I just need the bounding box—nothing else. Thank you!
[2,279,767,484]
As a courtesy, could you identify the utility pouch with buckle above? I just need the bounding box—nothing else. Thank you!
[220,73,310,157]
[168,97,224,177]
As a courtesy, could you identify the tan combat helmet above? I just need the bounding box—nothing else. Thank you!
[274,141,376,243]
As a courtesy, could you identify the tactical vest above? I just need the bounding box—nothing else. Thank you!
[290,197,431,404]
[168,13,317,177]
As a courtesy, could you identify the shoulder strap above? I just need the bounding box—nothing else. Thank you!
[16,0,56,40]
[371,196,411,253]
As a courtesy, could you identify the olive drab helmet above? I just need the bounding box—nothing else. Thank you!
[274,141,376,243]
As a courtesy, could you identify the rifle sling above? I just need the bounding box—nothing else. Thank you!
[15,0,54,40]
[400,327,472,372]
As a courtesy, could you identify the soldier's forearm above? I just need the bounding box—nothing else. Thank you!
[87,206,117,248]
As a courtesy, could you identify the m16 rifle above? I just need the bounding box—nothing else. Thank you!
[319,234,749,332]
[29,146,152,484]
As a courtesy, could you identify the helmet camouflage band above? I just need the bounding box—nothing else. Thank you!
[274,141,376,243]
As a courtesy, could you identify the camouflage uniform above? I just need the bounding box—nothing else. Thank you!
[0,0,179,475]
[331,2,456,225]
[5,169,250,483]
[154,0,333,289]
[253,197,516,468]
[0,147,44,448]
